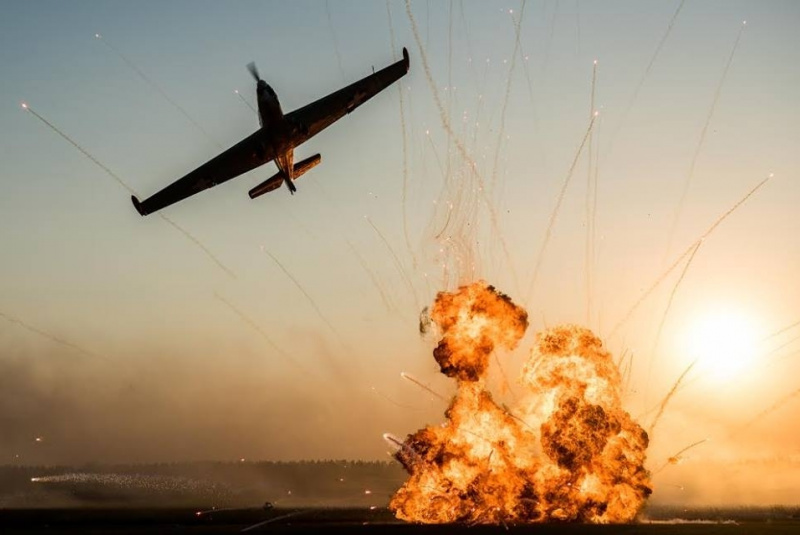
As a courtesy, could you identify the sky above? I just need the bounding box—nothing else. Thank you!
[1,0,799,505]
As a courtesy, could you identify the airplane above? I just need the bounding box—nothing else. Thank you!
[131,48,410,216]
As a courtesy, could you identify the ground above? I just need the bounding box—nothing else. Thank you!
[1,507,799,534]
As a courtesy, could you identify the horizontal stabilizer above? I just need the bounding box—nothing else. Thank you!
[293,154,321,178]
[248,154,322,200]
[248,174,284,199]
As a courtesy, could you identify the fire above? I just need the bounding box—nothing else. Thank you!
[390,281,651,524]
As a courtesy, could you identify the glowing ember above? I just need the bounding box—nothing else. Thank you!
[390,281,651,524]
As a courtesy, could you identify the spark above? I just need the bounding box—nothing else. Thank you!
[234,88,257,113]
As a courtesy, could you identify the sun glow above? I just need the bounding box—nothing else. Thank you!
[683,308,761,383]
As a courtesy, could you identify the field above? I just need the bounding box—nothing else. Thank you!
[2,506,800,534]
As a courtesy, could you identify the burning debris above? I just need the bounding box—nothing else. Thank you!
[390,281,651,524]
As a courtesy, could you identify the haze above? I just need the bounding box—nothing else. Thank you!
[1,0,798,506]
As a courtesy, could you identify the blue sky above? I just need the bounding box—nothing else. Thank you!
[1,0,799,504]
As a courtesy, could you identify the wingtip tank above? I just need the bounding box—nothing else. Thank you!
[131,195,148,216]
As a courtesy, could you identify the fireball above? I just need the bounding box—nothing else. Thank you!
[390,281,651,524]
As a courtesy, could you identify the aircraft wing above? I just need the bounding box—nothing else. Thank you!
[132,129,275,216]
[286,48,410,146]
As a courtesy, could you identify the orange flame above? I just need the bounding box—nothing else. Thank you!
[390,281,651,524]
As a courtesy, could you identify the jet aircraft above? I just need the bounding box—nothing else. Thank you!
[132,48,410,216]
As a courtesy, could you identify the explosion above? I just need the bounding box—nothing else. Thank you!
[390,281,651,524]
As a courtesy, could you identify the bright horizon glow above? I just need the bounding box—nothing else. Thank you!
[682,307,761,384]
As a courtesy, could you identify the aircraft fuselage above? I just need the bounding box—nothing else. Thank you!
[256,80,297,192]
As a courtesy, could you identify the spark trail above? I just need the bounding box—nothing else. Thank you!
[21,103,135,195]
[325,1,346,84]
[401,371,447,401]
[405,0,520,294]
[490,0,527,192]
[260,245,347,350]
[372,386,427,411]
[609,0,686,147]
[386,0,415,268]
[646,240,702,398]
[213,292,309,374]
[242,512,307,533]
[160,216,237,279]
[0,309,106,362]
[731,387,800,437]
[647,361,696,436]
[585,60,598,325]
[365,216,420,312]
[234,89,257,113]
[762,319,800,342]
[527,112,597,304]
[540,0,560,82]
[21,102,237,279]
[665,21,747,259]
[653,438,708,474]
[609,173,773,338]
[95,33,221,149]
[346,239,396,313]
[589,112,602,324]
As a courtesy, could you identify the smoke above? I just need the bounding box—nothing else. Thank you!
[0,333,381,465]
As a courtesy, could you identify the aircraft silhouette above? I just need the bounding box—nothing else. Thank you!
[132,48,409,216]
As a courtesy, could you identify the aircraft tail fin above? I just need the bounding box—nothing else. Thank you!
[248,154,322,200]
